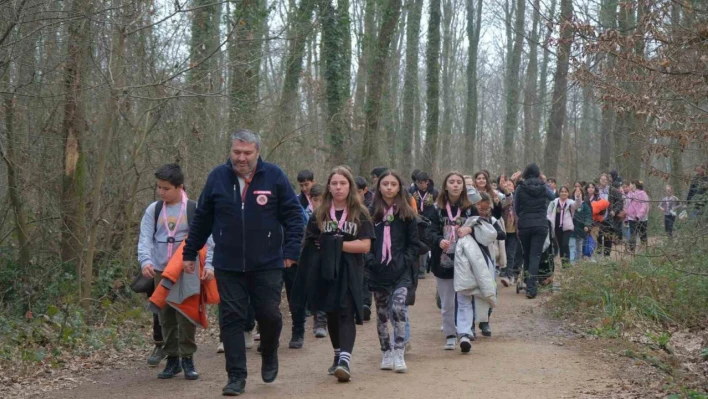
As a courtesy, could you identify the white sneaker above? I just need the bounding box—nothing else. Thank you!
[460,336,472,353]
[245,331,254,349]
[217,342,224,353]
[380,350,394,370]
[393,349,407,373]
[444,335,456,350]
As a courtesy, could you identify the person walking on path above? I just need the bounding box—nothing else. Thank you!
[182,130,304,396]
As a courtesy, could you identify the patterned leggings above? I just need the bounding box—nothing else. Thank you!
[374,287,408,352]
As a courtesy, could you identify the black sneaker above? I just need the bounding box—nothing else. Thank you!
[479,322,492,337]
[147,344,165,367]
[222,376,246,396]
[157,356,182,379]
[459,335,472,353]
[327,356,340,375]
[363,305,371,322]
[289,331,304,349]
[182,357,199,380]
[333,361,351,382]
[261,351,278,383]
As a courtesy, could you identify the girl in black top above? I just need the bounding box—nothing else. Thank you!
[367,170,420,373]
[301,166,375,382]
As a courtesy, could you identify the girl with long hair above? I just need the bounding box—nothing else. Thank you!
[428,172,478,349]
[473,170,503,219]
[367,170,420,373]
[546,186,580,266]
[303,166,375,382]
[571,185,592,261]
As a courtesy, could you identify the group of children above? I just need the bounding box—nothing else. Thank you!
[138,160,677,389]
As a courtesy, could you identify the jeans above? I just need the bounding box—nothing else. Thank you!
[569,236,576,263]
[597,220,615,257]
[504,232,523,278]
[664,215,675,237]
[154,271,197,358]
[518,226,548,296]
[283,266,307,335]
[575,236,585,261]
[215,268,283,380]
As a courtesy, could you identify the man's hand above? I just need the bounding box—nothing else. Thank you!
[201,268,214,281]
[142,264,156,278]
[184,260,196,274]
[285,259,297,268]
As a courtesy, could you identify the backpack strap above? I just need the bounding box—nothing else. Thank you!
[153,201,163,237]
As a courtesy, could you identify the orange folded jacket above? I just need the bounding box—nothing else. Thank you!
[591,199,610,222]
[149,241,219,328]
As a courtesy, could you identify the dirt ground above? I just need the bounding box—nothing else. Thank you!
[46,276,628,399]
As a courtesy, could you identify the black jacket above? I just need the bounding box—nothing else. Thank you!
[425,204,478,280]
[514,178,554,230]
[366,215,420,294]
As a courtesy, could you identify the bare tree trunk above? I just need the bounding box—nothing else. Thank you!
[502,0,526,171]
[60,0,93,299]
[537,0,557,155]
[230,0,265,130]
[439,0,454,173]
[542,0,573,178]
[402,0,423,174]
[464,0,483,172]
[522,0,540,166]
[598,0,617,173]
[424,0,441,175]
[359,0,402,175]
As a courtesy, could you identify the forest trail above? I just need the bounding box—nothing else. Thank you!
[48,276,623,399]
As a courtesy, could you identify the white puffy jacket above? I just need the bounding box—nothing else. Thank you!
[453,217,497,305]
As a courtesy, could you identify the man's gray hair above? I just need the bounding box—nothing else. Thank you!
[230,129,261,150]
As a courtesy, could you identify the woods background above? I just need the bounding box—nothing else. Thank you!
[0,0,706,312]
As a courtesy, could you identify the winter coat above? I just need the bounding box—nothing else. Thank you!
[514,178,555,230]
[625,190,650,221]
[366,214,420,294]
[426,203,478,280]
[453,217,498,306]
[488,217,507,268]
[547,198,579,235]
[573,202,593,239]
[149,241,219,328]
[183,157,304,272]
[590,198,610,222]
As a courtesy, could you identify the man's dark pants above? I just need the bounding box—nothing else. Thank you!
[216,268,283,379]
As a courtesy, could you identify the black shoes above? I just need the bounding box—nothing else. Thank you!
[363,305,371,322]
[328,355,340,375]
[222,376,246,396]
[333,361,351,382]
[289,331,304,349]
[182,357,199,380]
[479,322,492,337]
[261,351,279,383]
[157,356,182,379]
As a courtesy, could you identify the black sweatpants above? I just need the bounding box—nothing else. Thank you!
[327,293,356,354]
[518,225,548,296]
[283,266,307,334]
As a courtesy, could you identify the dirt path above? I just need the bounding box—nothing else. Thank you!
[48,277,623,399]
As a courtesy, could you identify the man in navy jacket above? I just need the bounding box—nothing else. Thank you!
[183,129,304,396]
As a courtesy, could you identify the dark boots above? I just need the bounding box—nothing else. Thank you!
[157,356,182,379]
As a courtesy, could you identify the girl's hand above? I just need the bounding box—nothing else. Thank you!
[510,171,522,182]
[440,240,451,252]
[584,227,589,232]
[457,226,472,238]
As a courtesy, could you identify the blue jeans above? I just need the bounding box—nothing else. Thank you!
[569,235,576,263]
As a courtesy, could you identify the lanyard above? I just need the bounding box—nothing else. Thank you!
[240,165,257,200]
[161,190,187,259]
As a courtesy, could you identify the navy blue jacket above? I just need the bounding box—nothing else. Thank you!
[183,157,304,272]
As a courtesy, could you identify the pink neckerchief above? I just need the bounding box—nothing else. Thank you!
[381,206,395,264]
[161,190,188,259]
[329,203,348,232]
[445,202,461,241]
[417,190,429,212]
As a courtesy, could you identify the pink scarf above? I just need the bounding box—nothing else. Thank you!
[381,206,395,264]
[329,203,348,231]
[161,190,188,259]
[417,191,429,212]
[445,202,461,242]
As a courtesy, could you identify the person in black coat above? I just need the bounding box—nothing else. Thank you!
[297,166,374,383]
[367,170,419,373]
[511,163,555,299]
